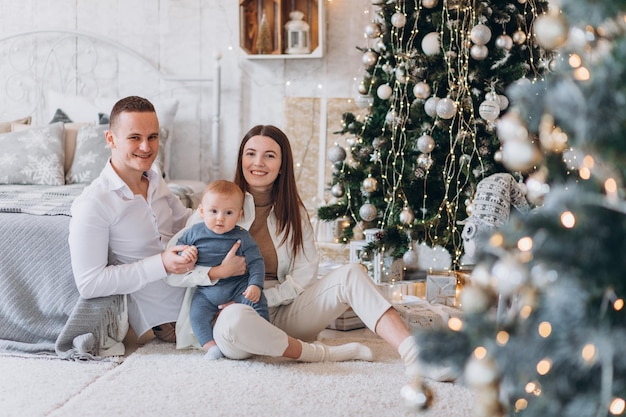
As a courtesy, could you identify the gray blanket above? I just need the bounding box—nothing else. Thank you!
[0,188,125,360]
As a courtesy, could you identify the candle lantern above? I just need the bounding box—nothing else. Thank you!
[284,10,310,54]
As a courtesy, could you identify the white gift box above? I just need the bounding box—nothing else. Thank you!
[426,272,458,307]
[349,239,404,284]
[394,299,462,330]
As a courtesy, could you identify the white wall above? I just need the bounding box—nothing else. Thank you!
[0,0,372,183]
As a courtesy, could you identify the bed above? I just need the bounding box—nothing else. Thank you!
[0,30,221,360]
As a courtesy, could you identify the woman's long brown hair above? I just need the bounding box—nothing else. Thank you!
[234,125,307,258]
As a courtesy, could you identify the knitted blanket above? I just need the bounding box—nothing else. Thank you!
[0,186,126,360]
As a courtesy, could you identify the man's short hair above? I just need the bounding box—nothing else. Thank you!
[109,96,156,130]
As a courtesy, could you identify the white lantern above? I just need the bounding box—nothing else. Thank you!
[285,11,310,54]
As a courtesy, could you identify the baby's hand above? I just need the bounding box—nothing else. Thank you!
[179,245,197,263]
[243,285,261,303]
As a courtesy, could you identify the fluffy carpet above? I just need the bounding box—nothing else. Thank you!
[1,337,474,417]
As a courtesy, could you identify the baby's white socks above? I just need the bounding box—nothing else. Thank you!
[298,341,373,362]
[204,345,224,360]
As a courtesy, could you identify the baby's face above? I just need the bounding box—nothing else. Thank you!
[199,192,243,234]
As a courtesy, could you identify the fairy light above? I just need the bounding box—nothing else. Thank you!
[536,358,552,375]
[560,211,576,228]
[448,316,463,331]
[614,298,624,311]
[581,343,596,363]
[520,305,533,319]
[610,397,626,415]
[514,398,529,412]
[496,330,510,346]
[538,321,552,338]
[473,346,487,359]
[525,381,542,396]
[517,236,533,251]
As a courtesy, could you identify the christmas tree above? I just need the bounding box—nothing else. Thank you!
[317,0,550,268]
[407,2,626,416]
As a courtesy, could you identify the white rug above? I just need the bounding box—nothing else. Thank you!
[1,338,474,417]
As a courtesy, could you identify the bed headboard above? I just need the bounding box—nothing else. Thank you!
[0,29,221,182]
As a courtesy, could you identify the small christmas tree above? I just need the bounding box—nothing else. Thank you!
[256,12,272,54]
[318,0,550,268]
[409,2,626,416]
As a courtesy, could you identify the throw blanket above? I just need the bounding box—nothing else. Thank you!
[0,185,127,360]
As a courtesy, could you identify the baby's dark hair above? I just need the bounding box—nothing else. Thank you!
[109,96,156,130]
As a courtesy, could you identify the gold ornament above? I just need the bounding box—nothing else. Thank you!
[362,176,378,193]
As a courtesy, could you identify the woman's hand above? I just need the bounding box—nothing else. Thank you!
[162,245,197,274]
[208,240,246,279]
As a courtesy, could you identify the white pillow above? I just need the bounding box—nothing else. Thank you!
[0,122,65,185]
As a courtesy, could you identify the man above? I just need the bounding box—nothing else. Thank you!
[68,96,197,343]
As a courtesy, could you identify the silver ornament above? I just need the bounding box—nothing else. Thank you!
[479,100,500,122]
[470,24,492,46]
[399,207,415,224]
[364,22,381,39]
[422,0,438,8]
[436,97,457,119]
[424,96,440,117]
[377,84,393,100]
[501,139,541,172]
[497,94,509,110]
[362,176,378,193]
[391,12,407,28]
[327,145,347,163]
[331,183,345,197]
[512,30,527,45]
[533,13,569,50]
[417,153,433,169]
[495,34,513,50]
[412,81,431,100]
[359,203,378,222]
[361,51,378,68]
[416,134,435,153]
[470,44,489,60]
[421,32,440,55]
[402,249,419,271]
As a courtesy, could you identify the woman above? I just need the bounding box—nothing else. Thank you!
[172,125,452,379]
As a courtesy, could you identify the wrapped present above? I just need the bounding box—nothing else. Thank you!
[350,239,404,284]
[394,299,462,331]
[426,272,458,307]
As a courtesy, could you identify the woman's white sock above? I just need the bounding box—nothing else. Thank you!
[398,336,420,377]
[297,341,373,362]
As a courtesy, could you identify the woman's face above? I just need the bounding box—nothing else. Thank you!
[241,135,282,192]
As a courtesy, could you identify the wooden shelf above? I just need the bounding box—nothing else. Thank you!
[239,0,323,59]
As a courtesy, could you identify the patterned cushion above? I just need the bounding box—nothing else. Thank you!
[0,116,31,133]
[0,122,65,185]
[65,124,110,184]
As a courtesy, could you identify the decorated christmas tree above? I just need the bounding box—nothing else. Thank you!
[406,1,626,416]
[318,0,550,268]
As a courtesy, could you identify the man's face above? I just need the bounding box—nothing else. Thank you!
[106,111,160,175]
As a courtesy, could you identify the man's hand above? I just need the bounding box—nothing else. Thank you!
[208,240,246,280]
[162,245,197,274]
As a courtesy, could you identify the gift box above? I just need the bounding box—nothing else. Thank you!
[349,239,404,284]
[394,299,462,331]
[426,272,458,307]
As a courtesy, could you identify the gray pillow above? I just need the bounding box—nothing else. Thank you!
[65,124,110,184]
[0,122,65,185]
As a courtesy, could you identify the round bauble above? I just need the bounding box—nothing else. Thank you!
[391,12,407,28]
[385,109,398,126]
[422,0,439,8]
[416,134,435,153]
[374,38,386,52]
[470,44,488,60]
[436,97,457,119]
[533,13,569,50]
[359,203,378,222]
[478,100,500,122]
[402,249,419,271]
[501,139,541,172]
[377,84,393,100]
[361,51,378,68]
[417,153,433,169]
[362,176,378,193]
[396,68,407,84]
[399,207,415,225]
[424,96,440,117]
[459,285,491,314]
[512,30,527,45]
[496,111,528,142]
[470,24,492,45]
[331,183,345,198]
[495,34,513,50]
[497,94,509,110]
[364,22,382,39]
[421,32,440,55]
[412,81,431,100]
[492,256,528,296]
[327,144,347,163]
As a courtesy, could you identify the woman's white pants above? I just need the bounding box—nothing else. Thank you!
[213,263,391,359]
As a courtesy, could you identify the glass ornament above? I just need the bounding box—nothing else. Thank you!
[417,134,435,153]
[470,24,492,45]
[422,0,439,8]
[495,34,513,50]
[512,30,527,44]
[391,12,407,28]
[421,32,440,55]
[436,97,457,119]
[470,44,488,60]
[501,139,541,172]
[424,96,440,117]
[412,81,431,99]
[331,183,345,198]
[417,153,433,169]
[361,51,378,68]
[479,100,500,122]
[402,249,419,271]
[327,145,347,163]
[359,203,378,222]
[364,22,382,39]
[362,176,378,193]
[533,13,569,50]
[399,207,415,225]
[377,84,393,100]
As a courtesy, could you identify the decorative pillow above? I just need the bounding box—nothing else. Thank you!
[0,116,31,133]
[65,124,110,184]
[0,122,65,185]
[49,108,73,124]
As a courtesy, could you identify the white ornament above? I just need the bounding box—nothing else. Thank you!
[436,98,457,119]
[359,203,378,222]
[396,68,407,83]
[412,81,431,99]
[512,30,527,45]
[331,183,345,197]
[385,109,398,125]
[402,249,419,271]
[391,12,407,28]
[362,51,378,68]
[492,256,528,296]
[424,96,440,117]
[399,207,415,225]
[422,0,438,8]
[478,100,500,122]
[533,13,569,50]
[417,134,435,153]
[496,111,528,142]
[327,145,347,163]
[497,94,509,110]
[459,285,491,314]
[417,153,433,169]
[470,44,489,60]
[501,139,541,172]
[470,24,492,46]
[362,176,378,193]
[421,32,440,55]
[364,22,382,39]
[377,84,393,100]
[495,34,513,50]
